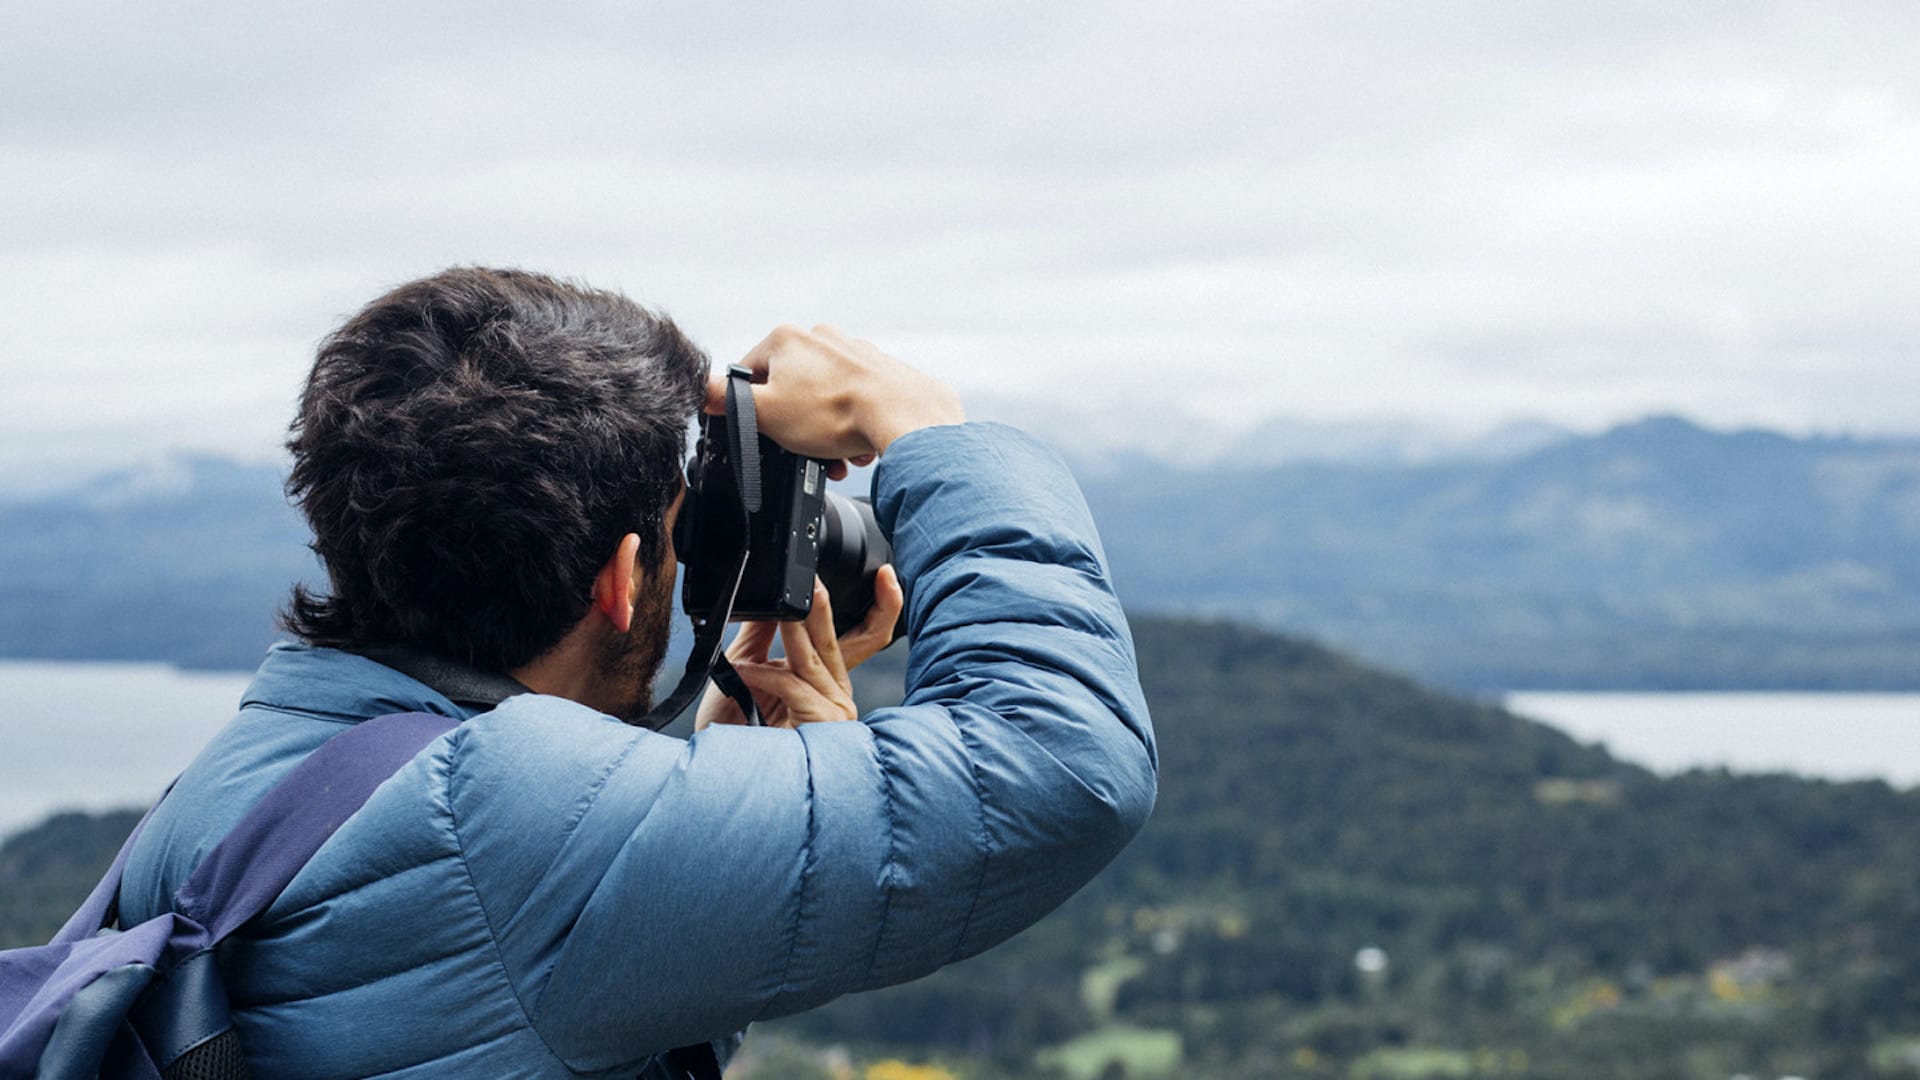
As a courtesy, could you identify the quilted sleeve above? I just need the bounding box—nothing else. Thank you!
[522,423,1156,1070]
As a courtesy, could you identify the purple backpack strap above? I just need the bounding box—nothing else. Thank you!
[51,800,170,946]
[5,711,460,1079]
[174,711,460,939]
[57,711,459,946]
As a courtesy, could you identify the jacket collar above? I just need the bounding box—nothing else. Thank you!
[350,645,533,712]
[240,642,487,724]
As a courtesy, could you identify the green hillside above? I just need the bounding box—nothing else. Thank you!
[0,809,142,948]
[794,618,1920,1078]
[7,616,1919,1078]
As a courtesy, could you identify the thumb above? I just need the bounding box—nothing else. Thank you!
[703,371,728,416]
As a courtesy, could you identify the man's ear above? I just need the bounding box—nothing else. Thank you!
[592,533,644,633]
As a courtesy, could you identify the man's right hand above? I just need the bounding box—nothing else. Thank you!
[705,326,965,467]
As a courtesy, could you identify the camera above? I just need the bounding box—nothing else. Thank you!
[674,410,895,638]
[640,366,901,729]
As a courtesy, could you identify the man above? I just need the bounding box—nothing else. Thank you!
[120,267,1156,1077]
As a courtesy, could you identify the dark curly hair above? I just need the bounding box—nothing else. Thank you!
[282,267,708,672]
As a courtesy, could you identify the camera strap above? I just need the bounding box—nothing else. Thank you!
[724,364,763,515]
[637,367,764,730]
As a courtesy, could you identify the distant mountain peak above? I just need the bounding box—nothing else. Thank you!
[965,394,1579,473]
[45,454,285,510]
[1611,414,1705,437]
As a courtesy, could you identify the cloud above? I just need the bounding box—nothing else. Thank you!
[2,0,1917,480]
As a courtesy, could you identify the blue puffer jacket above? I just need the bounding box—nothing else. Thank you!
[119,423,1156,1078]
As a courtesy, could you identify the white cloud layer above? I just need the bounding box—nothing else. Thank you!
[2,1,1916,480]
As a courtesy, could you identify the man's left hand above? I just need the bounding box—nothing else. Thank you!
[694,566,905,730]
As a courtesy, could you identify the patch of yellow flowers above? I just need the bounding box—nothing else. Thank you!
[863,1060,960,1080]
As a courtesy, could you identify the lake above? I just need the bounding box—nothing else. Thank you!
[1506,690,1920,788]
[0,660,254,838]
[3,660,1917,841]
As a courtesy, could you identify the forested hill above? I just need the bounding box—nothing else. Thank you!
[12,616,1917,1076]
[3,417,1919,689]
[820,617,1920,1076]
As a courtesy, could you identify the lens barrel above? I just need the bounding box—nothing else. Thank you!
[817,493,894,638]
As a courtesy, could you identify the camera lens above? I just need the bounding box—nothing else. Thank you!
[817,493,897,639]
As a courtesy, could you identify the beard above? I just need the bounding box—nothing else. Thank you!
[598,562,678,722]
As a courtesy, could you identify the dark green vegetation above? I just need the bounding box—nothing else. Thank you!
[1081,416,1920,689]
[0,809,141,948]
[11,617,1919,1078]
[774,618,1920,1077]
[5,417,1920,688]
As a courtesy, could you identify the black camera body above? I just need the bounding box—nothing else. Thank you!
[644,368,899,729]
[674,411,893,637]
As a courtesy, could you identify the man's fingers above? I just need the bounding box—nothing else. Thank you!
[694,685,749,730]
[731,660,853,726]
[727,621,777,665]
[838,565,904,667]
[777,604,840,697]
[735,332,783,379]
[802,579,850,690]
[729,663,815,729]
[707,331,784,415]
[724,323,959,461]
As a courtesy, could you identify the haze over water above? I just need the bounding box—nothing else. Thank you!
[0,661,250,838]
[1508,691,1920,788]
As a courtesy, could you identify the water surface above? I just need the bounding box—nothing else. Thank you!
[1507,691,1920,787]
[0,660,252,837]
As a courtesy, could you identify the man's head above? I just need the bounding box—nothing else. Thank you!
[283,267,707,708]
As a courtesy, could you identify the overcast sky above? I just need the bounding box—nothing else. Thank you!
[2,1,1915,482]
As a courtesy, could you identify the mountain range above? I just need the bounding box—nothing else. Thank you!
[2,416,1917,689]
[1077,416,1920,688]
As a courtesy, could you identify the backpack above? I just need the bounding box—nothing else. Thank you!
[0,711,458,1080]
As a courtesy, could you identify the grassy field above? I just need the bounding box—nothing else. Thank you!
[1034,1024,1182,1079]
